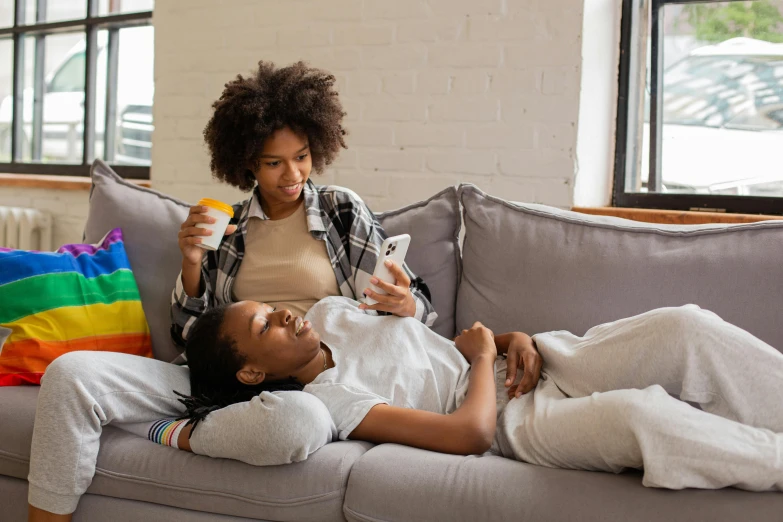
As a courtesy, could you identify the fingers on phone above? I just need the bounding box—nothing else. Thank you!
[371,279,403,296]
[364,289,396,305]
[386,261,411,285]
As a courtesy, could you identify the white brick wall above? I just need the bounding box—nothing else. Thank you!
[152,0,584,211]
[0,0,585,246]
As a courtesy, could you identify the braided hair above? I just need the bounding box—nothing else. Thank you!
[175,304,303,436]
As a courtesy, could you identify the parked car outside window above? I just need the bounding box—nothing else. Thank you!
[641,37,783,197]
[0,26,153,165]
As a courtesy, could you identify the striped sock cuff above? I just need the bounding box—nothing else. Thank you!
[148,418,188,449]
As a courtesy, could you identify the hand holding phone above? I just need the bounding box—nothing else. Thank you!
[361,234,411,306]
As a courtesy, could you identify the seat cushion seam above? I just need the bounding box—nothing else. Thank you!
[343,504,390,522]
[93,466,344,507]
[0,449,29,464]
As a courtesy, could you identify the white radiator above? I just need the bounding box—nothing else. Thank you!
[0,207,52,251]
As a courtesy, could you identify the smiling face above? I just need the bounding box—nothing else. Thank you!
[251,127,313,219]
[221,301,322,386]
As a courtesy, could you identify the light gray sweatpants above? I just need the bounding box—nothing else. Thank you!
[495,305,783,492]
[27,352,336,515]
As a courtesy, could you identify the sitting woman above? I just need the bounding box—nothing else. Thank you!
[178,296,783,492]
[27,61,437,522]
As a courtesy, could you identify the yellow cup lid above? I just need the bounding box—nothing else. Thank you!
[198,198,234,218]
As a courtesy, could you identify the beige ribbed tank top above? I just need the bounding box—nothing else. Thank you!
[232,202,340,318]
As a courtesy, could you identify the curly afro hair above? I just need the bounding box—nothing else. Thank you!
[203,61,348,191]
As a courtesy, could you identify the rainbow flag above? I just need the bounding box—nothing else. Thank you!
[0,228,152,386]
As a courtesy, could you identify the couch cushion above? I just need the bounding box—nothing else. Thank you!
[89,431,369,522]
[377,186,461,338]
[457,184,783,351]
[84,160,190,362]
[343,444,783,522]
[0,476,270,522]
[0,385,369,521]
[0,386,37,479]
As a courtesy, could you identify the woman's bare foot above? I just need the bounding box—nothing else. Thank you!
[28,504,72,522]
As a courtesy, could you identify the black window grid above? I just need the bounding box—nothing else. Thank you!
[0,0,151,179]
[614,0,783,215]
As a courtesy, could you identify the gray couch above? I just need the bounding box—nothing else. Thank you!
[2,160,783,521]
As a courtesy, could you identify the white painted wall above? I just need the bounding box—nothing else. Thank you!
[2,0,595,245]
[574,0,621,207]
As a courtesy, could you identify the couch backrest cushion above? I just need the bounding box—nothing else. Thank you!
[84,160,190,362]
[378,186,462,338]
[457,184,783,352]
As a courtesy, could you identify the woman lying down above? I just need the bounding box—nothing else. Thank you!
[177,296,783,492]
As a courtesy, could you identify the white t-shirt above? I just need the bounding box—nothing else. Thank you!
[303,296,471,440]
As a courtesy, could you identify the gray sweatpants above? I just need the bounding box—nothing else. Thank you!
[27,352,336,515]
[495,305,783,491]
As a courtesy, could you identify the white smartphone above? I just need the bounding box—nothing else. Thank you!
[362,234,411,306]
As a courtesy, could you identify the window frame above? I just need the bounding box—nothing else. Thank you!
[0,0,152,179]
[614,0,783,215]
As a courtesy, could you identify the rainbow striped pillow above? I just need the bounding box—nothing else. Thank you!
[0,228,152,386]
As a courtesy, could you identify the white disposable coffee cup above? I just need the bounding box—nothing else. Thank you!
[195,198,234,251]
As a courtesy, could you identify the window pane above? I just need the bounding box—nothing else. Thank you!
[0,1,13,28]
[13,36,35,161]
[0,38,13,161]
[99,0,154,16]
[105,25,153,166]
[24,0,87,24]
[38,33,86,163]
[640,1,783,197]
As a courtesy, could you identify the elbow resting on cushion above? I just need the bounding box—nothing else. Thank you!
[454,418,495,456]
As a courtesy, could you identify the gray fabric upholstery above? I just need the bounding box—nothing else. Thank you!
[377,186,461,338]
[84,160,190,362]
[0,475,273,522]
[0,475,28,522]
[343,444,783,522]
[0,386,37,480]
[457,184,783,351]
[0,385,368,521]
